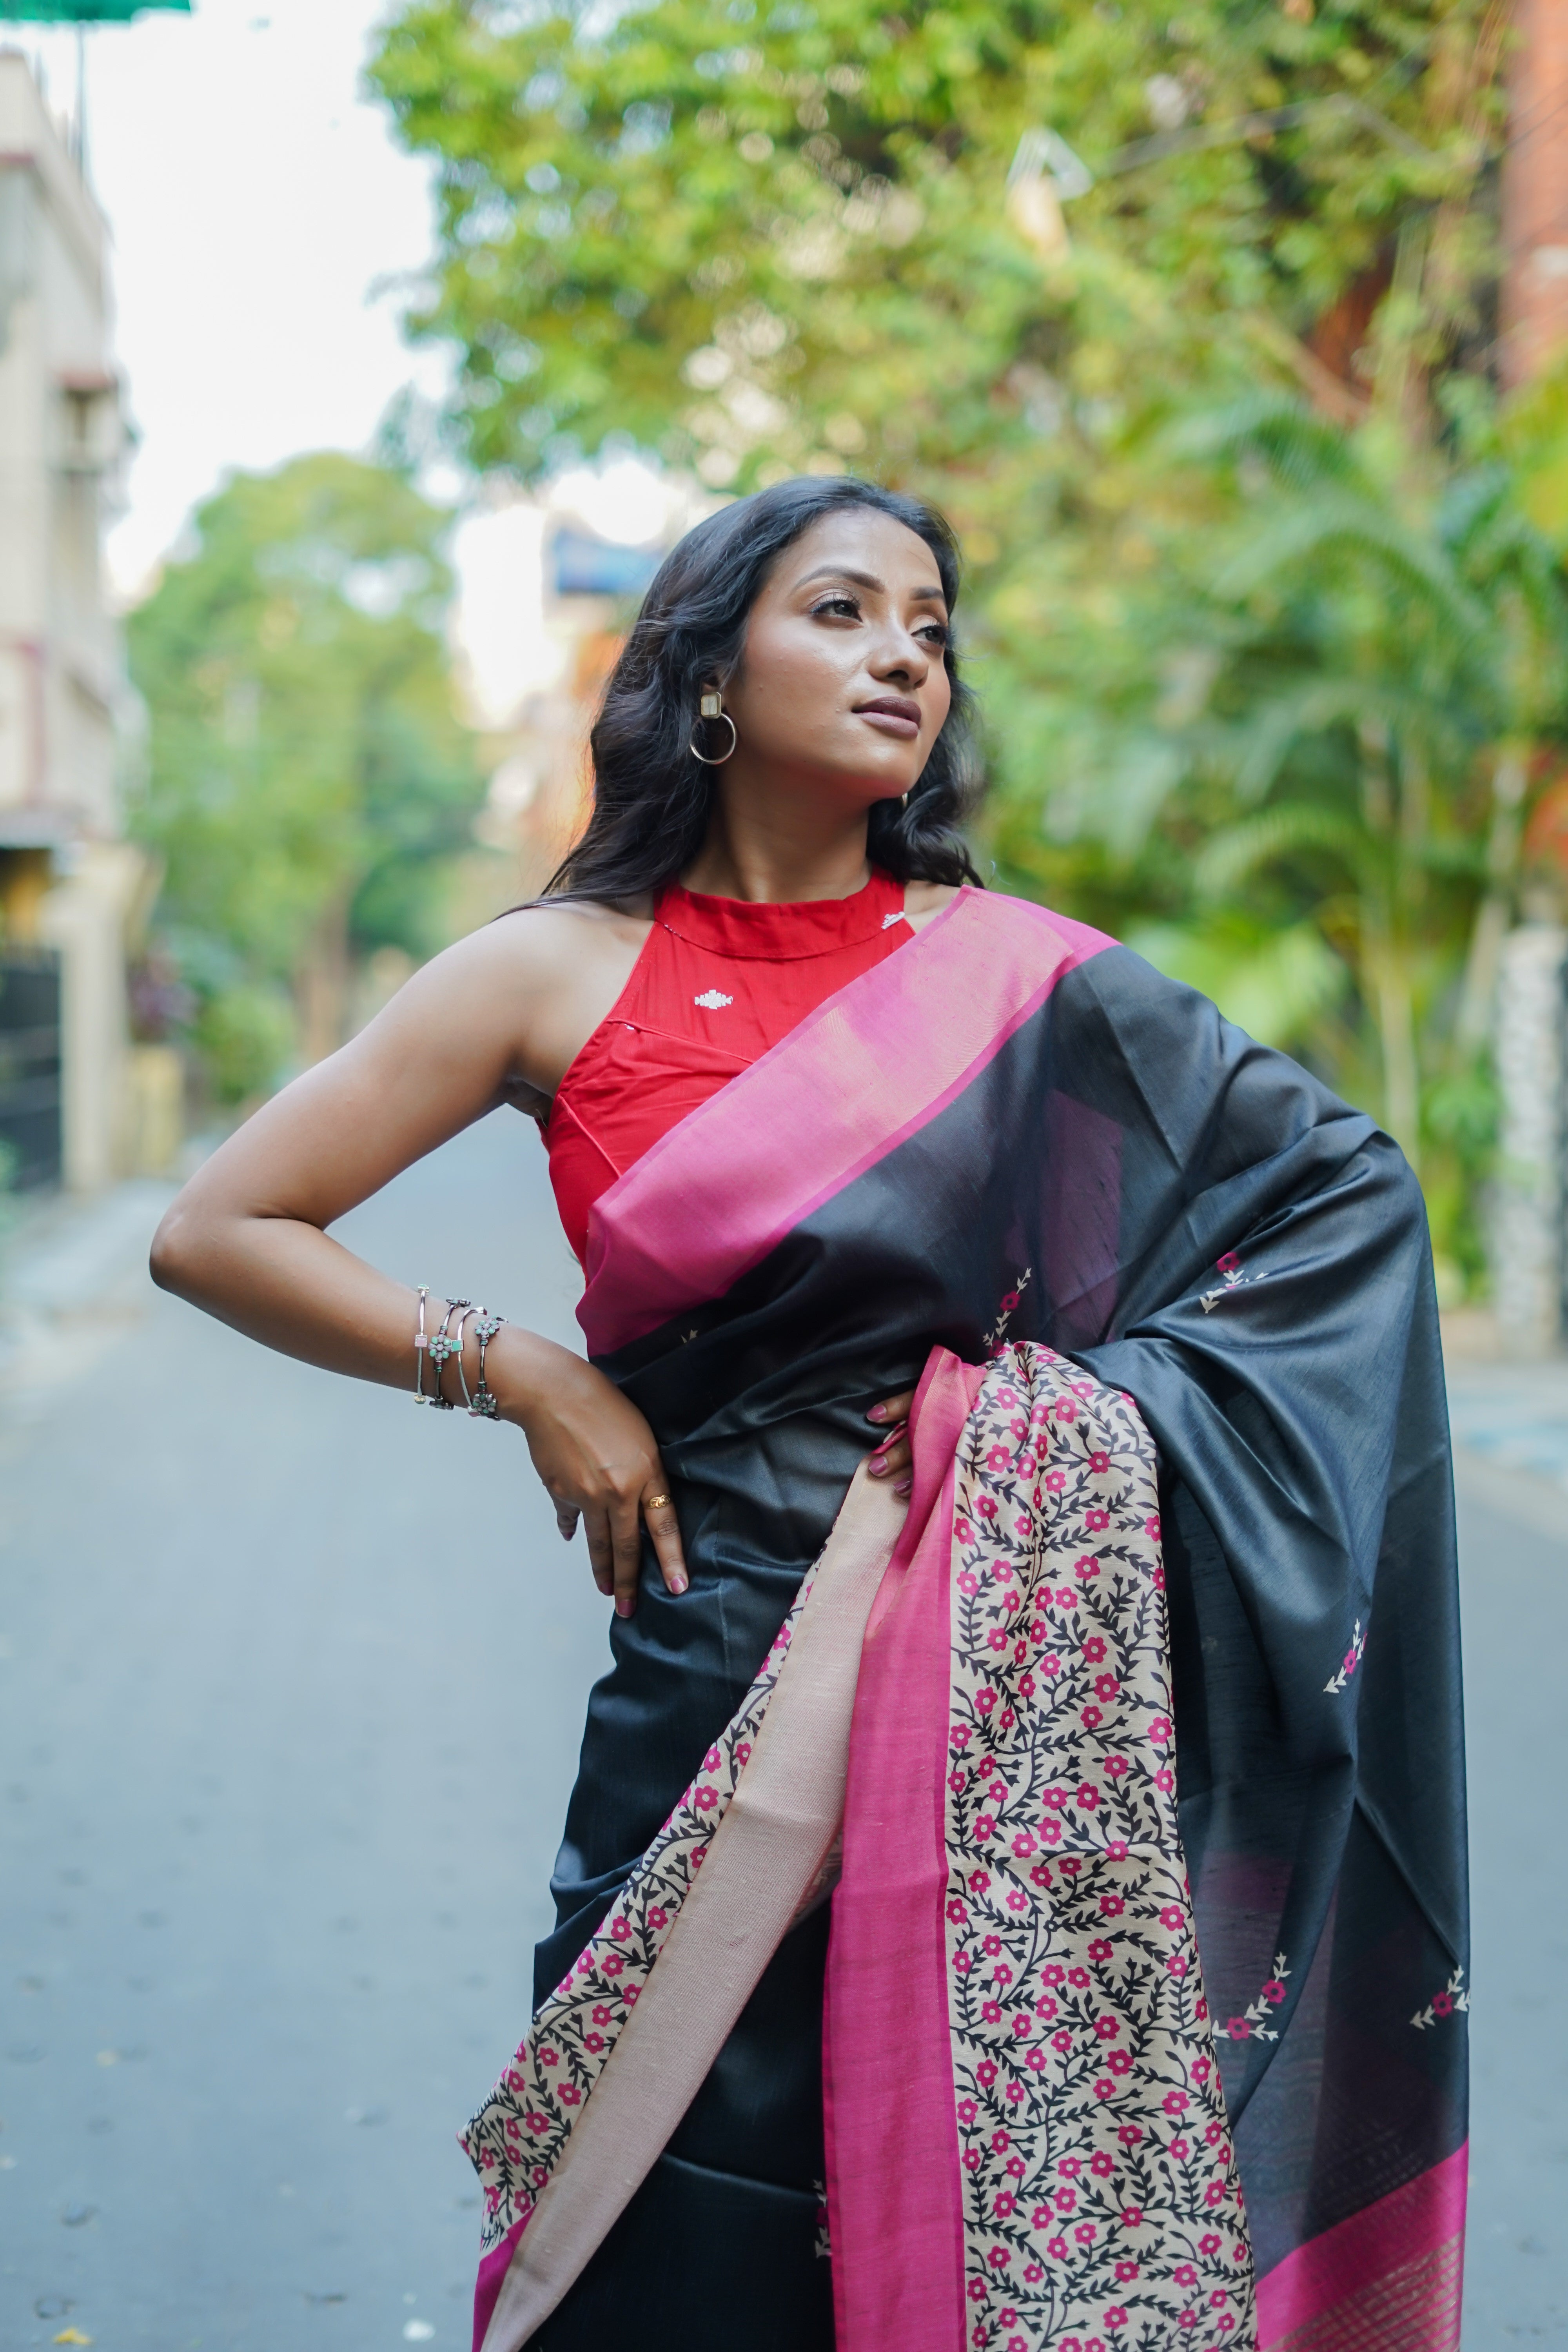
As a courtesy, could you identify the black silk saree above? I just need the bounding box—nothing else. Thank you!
[466,889,1466,2352]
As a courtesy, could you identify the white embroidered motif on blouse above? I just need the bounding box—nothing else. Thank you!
[693,989,734,1009]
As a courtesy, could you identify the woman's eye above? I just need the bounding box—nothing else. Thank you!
[918,622,950,647]
[809,595,861,620]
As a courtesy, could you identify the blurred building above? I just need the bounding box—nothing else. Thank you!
[0,50,146,1192]
[474,514,669,897]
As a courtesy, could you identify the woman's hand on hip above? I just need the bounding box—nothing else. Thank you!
[866,1389,916,1499]
[493,1328,686,1616]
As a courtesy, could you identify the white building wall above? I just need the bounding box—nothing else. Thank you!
[0,50,140,1189]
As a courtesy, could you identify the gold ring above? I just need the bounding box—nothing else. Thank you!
[644,1492,672,1512]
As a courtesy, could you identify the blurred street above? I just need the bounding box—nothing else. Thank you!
[0,1119,1564,2348]
[0,1112,603,2351]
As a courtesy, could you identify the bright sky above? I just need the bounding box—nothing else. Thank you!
[10,0,672,724]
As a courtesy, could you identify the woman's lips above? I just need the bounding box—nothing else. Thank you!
[855,699,922,740]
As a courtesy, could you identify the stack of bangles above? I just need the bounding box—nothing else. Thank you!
[412,1287,506,1419]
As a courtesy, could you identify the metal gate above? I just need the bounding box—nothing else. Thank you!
[0,947,62,1189]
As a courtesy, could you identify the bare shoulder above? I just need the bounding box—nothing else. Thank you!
[434,893,653,988]
[385,894,655,1101]
[387,893,652,1023]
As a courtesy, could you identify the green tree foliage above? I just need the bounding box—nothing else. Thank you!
[369,0,1562,1287]
[370,0,1498,488]
[987,396,1568,1278]
[127,454,482,1098]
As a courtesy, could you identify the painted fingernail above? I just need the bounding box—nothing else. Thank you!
[869,1455,888,1475]
[895,1479,912,1497]
[615,1596,633,1618]
[669,1575,688,1595]
[868,1404,888,1423]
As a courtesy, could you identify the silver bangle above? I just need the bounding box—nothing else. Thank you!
[450,1305,478,1411]
[414,1291,505,1418]
[470,1312,505,1419]
[425,1296,471,1411]
[413,1286,436,1405]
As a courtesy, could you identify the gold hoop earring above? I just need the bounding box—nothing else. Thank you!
[690,690,737,765]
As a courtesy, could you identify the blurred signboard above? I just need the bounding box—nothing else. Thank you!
[550,527,661,601]
[0,5,190,19]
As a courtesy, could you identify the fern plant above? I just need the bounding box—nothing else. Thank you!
[987,394,1568,1287]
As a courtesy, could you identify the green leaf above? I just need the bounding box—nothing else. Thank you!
[1193,804,1367,900]
[1127,918,1350,1049]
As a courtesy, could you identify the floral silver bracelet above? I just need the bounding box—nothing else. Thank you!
[423,1295,472,1411]
[470,1312,505,1419]
[451,1305,479,1410]
[414,1292,505,1417]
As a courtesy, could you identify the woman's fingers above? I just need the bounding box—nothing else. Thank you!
[867,1426,909,1478]
[642,1474,688,1596]
[609,1495,645,1618]
[566,1472,688,1615]
[521,1366,692,1617]
[571,1383,911,1614]
[581,1506,615,1598]
[866,1388,916,1482]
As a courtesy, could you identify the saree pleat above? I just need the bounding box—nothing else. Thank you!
[464,889,1465,2352]
[526,2151,834,2352]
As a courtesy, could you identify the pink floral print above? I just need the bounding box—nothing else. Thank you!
[1323,1617,1367,1697]
[946,1345,1255,2351]
[984,1267,1034,1357]
[461,1342,1258,2352]
[1214,1956,1292,2047]
[1199,1251,1263,1316]
[1411,1966,1468,2033]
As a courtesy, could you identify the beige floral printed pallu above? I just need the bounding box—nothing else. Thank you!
[465,1343,1255,2352]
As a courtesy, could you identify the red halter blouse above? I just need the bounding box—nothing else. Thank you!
[544,868,914,1266]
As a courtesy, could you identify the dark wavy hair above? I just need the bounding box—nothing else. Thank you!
[543,475,985,901]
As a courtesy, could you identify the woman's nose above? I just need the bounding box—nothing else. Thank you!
[871,632,929,683]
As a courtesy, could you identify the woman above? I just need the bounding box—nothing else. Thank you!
[152,477,1466,2352]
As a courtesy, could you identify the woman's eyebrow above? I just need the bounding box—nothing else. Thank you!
[795,564,947,603]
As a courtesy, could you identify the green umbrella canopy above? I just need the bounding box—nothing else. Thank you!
[0,3,190,18]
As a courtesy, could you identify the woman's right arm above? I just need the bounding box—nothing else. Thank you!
[149,909,689,1612]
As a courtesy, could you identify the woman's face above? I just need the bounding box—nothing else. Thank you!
[718,507,953,809]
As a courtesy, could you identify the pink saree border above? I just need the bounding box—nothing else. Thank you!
[577,891,1113,1357]
[824,1347,985,2352]
[474,2229,523,2350]
[1255,2143,1468,2347]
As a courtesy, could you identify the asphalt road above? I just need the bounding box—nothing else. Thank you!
[0,1112,604,2351]
[0,1112,1563,2348]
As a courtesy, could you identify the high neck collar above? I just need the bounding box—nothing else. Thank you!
[654,867,906,959]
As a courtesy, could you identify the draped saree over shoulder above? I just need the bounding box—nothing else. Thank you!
[464,888,1467,2352]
